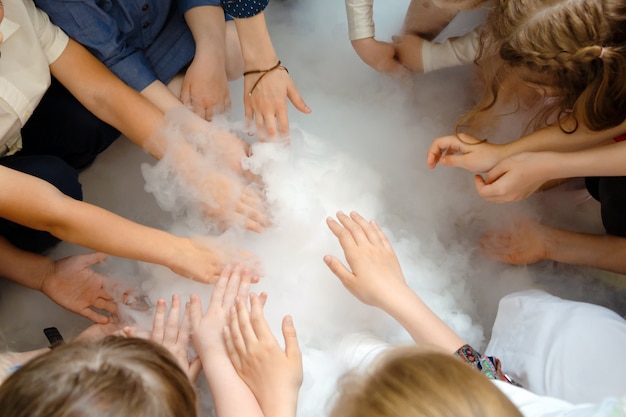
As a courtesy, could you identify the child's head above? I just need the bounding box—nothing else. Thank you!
[330,347,522,417]
[468,0,626,132]
[0,336,198,417]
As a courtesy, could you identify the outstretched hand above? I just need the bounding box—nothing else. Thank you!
[426,133,506,172]
[41,252,118,324]
[224,293,302,417]
[480,218,549,265]
[324,211,408,308]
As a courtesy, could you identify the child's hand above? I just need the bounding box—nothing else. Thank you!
[147,295,202,382]
[224,293,302,417]
[324,211,408,309]
[480,218,549,265]
[426,133,506,172]
[351,37,411,78]
[475,151,554,203]
[189,264,256,359]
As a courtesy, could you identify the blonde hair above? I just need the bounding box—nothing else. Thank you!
[432,0,488,10]
[0,336,198,417]
[330,347,522,417]
[461,0,626,133]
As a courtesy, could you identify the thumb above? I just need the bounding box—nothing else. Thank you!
[287,83,311,114]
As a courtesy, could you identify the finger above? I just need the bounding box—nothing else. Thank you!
[178,302,193,347]
[370,219,394,252]
[249,293,274,341]
[92,298,119,316]
[223,325,243,371]
[336,211,369,246]
[164,294,181,346]
[80,252,109,267]
[188,357,203,382]
[209,265,233,307]
[80,307,110,324]
[237,268,253,301]
[349,212,381,245]
[151,298,167,343]
[287,83,311,115]
[282,315,301,360]
[474,175,502,202]
[235,295,258,344]
[223,263,244,308]
[244,101,254,135]
[258,291,268,308]
[323,254,355,284]
[276,106,290,138]
[180,84,191,107]
[189,294,204,331]
[229,303,249,356]
[262,110,278,140]
[326,216,358,252]
[255,112,266,141]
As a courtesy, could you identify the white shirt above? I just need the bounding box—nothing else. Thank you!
[0,0,69,156]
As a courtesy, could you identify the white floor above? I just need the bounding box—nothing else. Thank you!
[1,0,624,415]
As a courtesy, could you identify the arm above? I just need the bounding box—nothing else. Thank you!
[481,219,626,275]
[324,211,464,353]
[232,10,311,140]
[189,264,265,417]
[0,165,230,283]
[0,237,116,323]
[475,141,626,203]
[182,5,232,119]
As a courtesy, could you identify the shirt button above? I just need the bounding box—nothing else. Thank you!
[141,4,149,11]
[142,22,150,29]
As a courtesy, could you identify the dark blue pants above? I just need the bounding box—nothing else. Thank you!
[0,78,120,253]
[585,176,626,237]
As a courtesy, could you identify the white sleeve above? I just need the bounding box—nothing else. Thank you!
[345,0,375,41]
[25,0,69,64]
[421,27,480,73]
[493,381,623,417]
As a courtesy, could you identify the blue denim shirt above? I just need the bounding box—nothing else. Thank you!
[34,0,269,91]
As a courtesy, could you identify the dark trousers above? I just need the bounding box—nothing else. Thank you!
[585,176,626,237]
[0,78,120,253]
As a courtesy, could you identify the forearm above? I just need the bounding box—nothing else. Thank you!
[539,142,626,180]
[234,12,277,69]
[379,284,465,353]
[543,228,626,275]
[504,121,625,156]
[402,0,459,40]
[50,39,165,158]
[202,356,265,417]
[185,5,227,62]
[0,237,50,291]
[140,80,186,115]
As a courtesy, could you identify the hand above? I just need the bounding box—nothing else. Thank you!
[392,34,426,73]
[324,211,408,308]
[40,252,118,324]
[475,152,554,203]
[189,263,259,358]
[180,54,232,120]
[426,133,507,172]
[244,65,311,141]
[351,37,410,78]
[480,218,550,265]
[73,318,123,343]
[143,294,202,381]
[224,293,302,417]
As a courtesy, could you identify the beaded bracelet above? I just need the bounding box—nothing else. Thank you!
[243,60,289,96]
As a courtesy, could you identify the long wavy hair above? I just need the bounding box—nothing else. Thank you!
[460,0,626,134]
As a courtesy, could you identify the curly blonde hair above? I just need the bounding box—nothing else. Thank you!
[330,347,523,417]
[461,0,626,133]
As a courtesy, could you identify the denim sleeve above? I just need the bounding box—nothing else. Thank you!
[33,0,157,91]
[178,0,222,15]
[221,0,269,18]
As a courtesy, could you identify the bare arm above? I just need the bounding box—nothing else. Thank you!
[0,165,227,283]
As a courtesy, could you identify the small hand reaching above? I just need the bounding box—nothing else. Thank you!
[480,218,549,265]
[224,293,302,417]
[324,211,408,308]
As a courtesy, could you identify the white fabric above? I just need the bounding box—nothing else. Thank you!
[421,27,480,73]
[486,290,626,404]
[345,0,374,41]
[0,0,69,156]
[493,381,625,417]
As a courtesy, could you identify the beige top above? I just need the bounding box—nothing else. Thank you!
[0,0,69,157]
[345,0,480,73]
